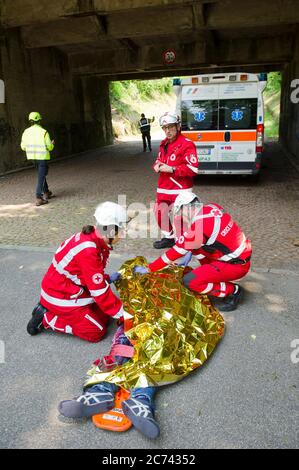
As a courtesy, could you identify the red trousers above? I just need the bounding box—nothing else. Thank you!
[42,303,109,343]
[154,197,176,238]
[183,259,250,298]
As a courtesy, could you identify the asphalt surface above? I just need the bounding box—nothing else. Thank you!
[0,247,298,449]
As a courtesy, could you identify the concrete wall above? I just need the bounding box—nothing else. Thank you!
[0,30,113,173]
[280,34,299,163]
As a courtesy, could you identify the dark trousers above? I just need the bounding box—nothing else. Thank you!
[34,161,49,198]
[142,131,152,151]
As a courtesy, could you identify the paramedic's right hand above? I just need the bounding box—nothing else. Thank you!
[109,272,122,283]
[134,266,149,275]
[153,162,161,173]
[176,252,192,267]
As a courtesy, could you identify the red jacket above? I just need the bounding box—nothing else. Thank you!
[40,230,124,319]
[154,133,198,201]
[149,203,252,271]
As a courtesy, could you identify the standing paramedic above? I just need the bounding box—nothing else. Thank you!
[26,202,129,343]
[152,112,198,249]
[21,112,55,206]
[135,193,252,312]
[138,113,155,152]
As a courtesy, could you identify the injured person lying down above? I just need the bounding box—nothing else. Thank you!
[58,256,225,439]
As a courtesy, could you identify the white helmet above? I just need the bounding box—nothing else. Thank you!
[94,202,128,228]
[159,112,181,127]
[173,192,201,215]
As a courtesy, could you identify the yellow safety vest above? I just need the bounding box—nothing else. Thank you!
[21,124,54,161]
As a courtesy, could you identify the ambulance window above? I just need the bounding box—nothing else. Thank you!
[181,100,218,131]
[219,99,257,130]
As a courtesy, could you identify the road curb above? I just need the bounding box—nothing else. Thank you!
[1,244,299,276]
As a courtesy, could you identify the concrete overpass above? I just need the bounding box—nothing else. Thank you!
[0,0,299,172]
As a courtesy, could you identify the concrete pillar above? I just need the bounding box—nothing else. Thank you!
[279,33,299,163]
[0,29,113,173]
[80,76,113,150]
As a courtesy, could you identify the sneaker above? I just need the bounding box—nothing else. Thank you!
[216,285,244,312]
[153,238,176,249]
[27,303,47,335]
[36,197,48,206]
[58,391,115,419]
[122,398,160,439]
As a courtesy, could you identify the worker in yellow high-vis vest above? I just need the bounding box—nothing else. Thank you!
[21,112,55,206]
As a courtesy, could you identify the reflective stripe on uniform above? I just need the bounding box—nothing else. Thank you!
[55,241,97,273]
[200,283,213,294]
[218,282,227,297]
[173,245,188,255]
[186,164,199,174]
[43,313,65,332]
[89,283,110,297]
[84,314,104,331]
[194,253,206,260]
[206,216,221,245]
[112,306,124,320]
[41,288,95,307]
[170,177,183,188]
[218,236,247,261]
[162,253,172,264]
[157,187,193,195]
[52,258,82,285]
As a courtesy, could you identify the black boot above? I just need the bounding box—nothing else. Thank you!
[27,303,47,336]
[153,238,176,249]
[216,286,244,312]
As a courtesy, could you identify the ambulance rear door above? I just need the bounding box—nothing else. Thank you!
[181,84,219,173]
[218,81,258,173]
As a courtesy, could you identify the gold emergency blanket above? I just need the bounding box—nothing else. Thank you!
[85,257,225,391]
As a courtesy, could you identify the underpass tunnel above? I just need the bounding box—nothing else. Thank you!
[0,0,299,174]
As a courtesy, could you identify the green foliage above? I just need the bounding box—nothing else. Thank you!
[110,78,173,103]
[265,72,282,94]
[264,72,281,138]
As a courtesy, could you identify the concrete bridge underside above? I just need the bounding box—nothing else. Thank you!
[0,0,299,172]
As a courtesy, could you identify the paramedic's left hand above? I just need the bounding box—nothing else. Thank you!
[176,252,192,267]
[159,164,173,173]
[134,266,149,275]
[109,272,122,283]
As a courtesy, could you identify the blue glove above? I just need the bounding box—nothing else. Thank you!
[109,272,122,283]
[134,266,149,275]
[177,251,192,267]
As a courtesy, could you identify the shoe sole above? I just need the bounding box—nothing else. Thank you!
[121,402,160,439]
[58,399,114,419]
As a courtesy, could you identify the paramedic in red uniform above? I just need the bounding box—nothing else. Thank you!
[26,202,129,342]
[136,193,251,312]
[153,112,198,249]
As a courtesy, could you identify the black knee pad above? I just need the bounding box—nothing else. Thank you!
[182,271,196,288]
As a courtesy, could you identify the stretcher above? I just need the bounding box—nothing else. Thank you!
[92,388,132,432]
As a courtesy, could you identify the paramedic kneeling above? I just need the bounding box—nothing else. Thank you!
[135,193,252,312]
[26,202,129,342]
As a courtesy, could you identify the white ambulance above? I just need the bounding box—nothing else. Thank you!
[173,73,267,175]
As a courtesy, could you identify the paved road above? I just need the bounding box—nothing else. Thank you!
[0,139,298,271]
[0,248,298,449]
[0,139,298,449]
